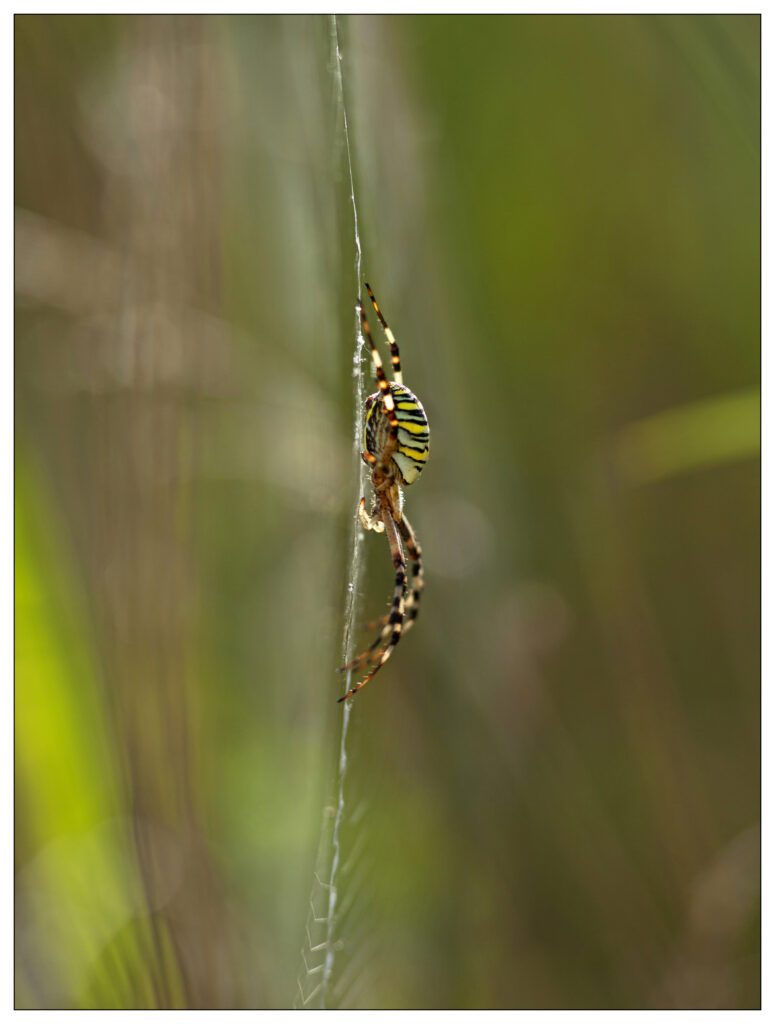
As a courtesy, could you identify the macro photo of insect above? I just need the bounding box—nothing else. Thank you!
[14,12,759,1012]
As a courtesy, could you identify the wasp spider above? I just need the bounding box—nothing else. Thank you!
[338,284,429,703]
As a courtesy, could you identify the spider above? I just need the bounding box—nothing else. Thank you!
[338,283,429,703]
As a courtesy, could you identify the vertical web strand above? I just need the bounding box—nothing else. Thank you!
[295,14,364,1009]
[325,7,364,1000]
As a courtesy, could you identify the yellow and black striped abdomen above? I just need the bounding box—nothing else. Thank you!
[365,382,430,486]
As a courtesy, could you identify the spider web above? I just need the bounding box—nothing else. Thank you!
[294,14,368,1010]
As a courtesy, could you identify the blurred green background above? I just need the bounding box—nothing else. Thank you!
[15,13,759,1009]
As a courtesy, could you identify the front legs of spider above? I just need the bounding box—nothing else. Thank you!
[338,284,429,703]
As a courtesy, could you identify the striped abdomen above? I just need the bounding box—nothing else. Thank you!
[365,382,430,486]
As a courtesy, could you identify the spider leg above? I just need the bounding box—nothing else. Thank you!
[365,282,403,385]
[339,630,385,672]
[338,502,402,672]
[358,298,399,454]
[338,510,407,702]
[355,513,423,643]
[397,513,424,634]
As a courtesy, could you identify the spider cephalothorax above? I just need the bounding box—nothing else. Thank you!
[338,284,429,703]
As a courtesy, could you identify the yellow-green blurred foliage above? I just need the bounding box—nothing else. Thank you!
[15,14,759,1009]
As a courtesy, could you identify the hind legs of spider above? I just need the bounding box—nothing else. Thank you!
[338,513,407,702]
[397,513,424,635]
[338,507,425,693]
[339,628,385,672]
[337,654,392,703]
[353,571,420,643]
[351,515,424,640]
